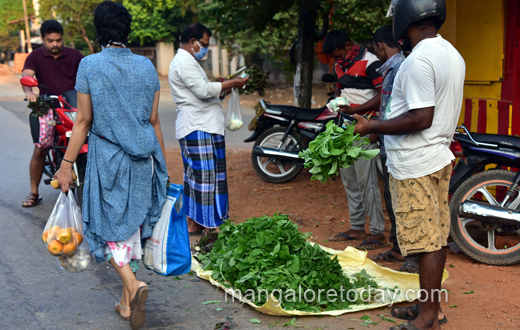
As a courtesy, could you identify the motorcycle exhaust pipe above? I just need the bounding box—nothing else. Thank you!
[458,201,520,226]
[252,146,304,163]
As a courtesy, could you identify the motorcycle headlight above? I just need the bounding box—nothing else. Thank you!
[64,111,77,122]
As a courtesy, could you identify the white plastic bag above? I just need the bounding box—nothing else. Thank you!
[42,191,92,272]
[225,88,243,131]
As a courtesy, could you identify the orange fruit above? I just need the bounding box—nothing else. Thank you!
[42,230,55,244]
[47,240,63,256]
[66,227,78,234]
[72,232,83,245]
[49,225,61,232]
[62,242,77,255]
[56,228,72,244]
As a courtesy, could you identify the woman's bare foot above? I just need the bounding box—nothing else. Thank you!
[115,301,131,320]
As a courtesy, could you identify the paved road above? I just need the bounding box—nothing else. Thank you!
[0,75,356,330]
[0,77,274,330]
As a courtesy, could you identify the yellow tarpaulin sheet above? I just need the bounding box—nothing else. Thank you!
[191,246,449,316]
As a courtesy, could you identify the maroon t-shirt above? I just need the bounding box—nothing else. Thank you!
[23,46,84,96]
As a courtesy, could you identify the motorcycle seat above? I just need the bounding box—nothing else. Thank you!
[268,105,326,121]
[470,132,520,150]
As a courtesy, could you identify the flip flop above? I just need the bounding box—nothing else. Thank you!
[22,193,42,207]
[398,260,420,274]
[189,230,203,236]
[388,321,421,330]
[371,250,404,262]
[130,286,148,330]
[115,301,131,321]
[391,303,448,325]
[328,232,367,242]
[357,240,391,250]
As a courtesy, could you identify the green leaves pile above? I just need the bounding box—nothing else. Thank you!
[242,64,270,97]
[198,214,379,312]
[27,97,52,118]
[299,121,380,183]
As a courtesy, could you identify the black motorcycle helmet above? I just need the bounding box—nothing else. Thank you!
[387,0,446,51]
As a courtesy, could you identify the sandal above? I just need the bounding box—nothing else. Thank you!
[22,193,42,208]
[388,321,421,330]
[329,231,368,242]
[371,250,404,262]
[391,303,448,325]
[398,260,420,274]
[357,240,391,250]
[130,285,149,330]
[115,301,131,321]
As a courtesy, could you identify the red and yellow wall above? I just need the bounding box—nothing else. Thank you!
[439,0,520,136]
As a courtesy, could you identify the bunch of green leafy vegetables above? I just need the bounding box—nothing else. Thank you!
[298,120,380,183]
[198,213,379,312]
[241,64,270,97]
[27,96,52,118]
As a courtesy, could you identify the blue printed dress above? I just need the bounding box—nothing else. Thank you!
[75,48,168,262]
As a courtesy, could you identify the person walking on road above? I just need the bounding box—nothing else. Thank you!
[21,20,83,207]
[55,2,168,329]
[322,30,388,250]
[353,0,465,329]
[168,23,249,235]
[368,25,420,274]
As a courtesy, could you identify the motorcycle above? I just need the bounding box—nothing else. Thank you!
[244,74,350,183]
[449,123,520,265]
[20,76,88,206]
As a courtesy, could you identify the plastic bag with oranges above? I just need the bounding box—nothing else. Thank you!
[42,191,92,272]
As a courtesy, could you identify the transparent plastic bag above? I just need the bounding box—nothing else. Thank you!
[42,191,92,272]
[225,88,243,131]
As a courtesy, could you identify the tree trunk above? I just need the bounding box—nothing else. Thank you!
[293,0,317,108]
[80,24,95,54]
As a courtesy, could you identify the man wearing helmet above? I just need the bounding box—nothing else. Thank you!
[353,0,465,329]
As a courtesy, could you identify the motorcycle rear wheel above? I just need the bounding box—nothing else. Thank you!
[449,169,520,265]
[251,127,306,184]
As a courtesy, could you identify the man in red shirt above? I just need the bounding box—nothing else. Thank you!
[323,30,387,250]
[21,20,84,207]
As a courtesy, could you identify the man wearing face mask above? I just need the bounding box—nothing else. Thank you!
[169,23,249,235]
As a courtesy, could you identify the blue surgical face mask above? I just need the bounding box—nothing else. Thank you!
[192,40,208,60]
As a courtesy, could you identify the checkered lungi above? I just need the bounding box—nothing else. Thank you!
[179,131,229,228]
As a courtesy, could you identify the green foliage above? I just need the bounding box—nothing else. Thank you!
[242,65,270,97]
[124,0,195,46]
[28,97,52,118]
[0,0,34,52]
[198,213,379,312]
[331,0,392,42]
[200,0,391,58]
[39,0,100,53]
[299,121,380,183]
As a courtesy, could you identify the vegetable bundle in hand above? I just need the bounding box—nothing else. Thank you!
[241,64,269,97]
[298,120,380,183]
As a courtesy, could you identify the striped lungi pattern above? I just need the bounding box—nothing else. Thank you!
[179,131,229,228]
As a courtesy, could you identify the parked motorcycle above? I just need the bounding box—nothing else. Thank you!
[245,74,350,183]
[20,76,88,206]
[449,124,520,265]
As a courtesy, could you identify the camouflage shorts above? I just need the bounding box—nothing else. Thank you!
[389,164,452,256]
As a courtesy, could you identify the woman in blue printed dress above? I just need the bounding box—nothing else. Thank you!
[55,2,167,329]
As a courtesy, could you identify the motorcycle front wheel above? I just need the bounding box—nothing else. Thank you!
[251,127,306,184]
[449,169,520,265]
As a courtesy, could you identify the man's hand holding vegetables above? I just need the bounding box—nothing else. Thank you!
[357,1,465,329]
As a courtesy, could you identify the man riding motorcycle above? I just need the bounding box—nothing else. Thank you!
[21,19,84,207]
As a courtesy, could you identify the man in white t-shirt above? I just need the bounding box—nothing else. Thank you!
[353,1,465,329]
